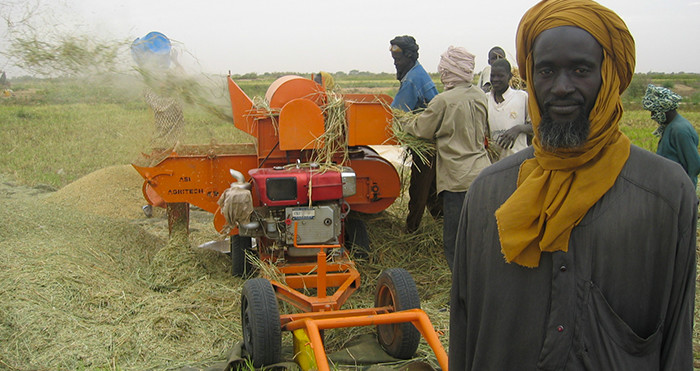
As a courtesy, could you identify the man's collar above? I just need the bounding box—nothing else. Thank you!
[492,86,514,101]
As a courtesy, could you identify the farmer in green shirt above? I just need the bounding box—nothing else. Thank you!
[643,84,700,187]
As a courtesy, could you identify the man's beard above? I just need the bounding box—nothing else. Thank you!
[396,68,408,81]
[538,109,590,151]
[396,62,414,81]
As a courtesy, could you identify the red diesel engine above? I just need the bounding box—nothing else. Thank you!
[240,165,356,256]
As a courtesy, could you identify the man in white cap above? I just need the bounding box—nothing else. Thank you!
[402,46,490,270]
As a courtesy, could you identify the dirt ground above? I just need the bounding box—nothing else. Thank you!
[1,164,699,369]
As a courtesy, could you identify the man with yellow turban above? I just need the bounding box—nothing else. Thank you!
[403,46,490,271]
[313,71,336,91]
[449,0,696,369]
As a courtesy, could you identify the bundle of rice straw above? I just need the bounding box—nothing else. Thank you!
[311,91,350,167]
[389,108,436,167]
[251,95,274,114]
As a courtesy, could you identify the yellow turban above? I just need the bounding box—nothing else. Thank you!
[319,71,336,91]
[494,0,636,267]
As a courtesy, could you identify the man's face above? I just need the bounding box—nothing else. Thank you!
[532,26,603,150]
[392,50,413,80]
[490,65,511,95]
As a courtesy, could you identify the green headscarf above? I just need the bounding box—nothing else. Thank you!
[642,84,681,124]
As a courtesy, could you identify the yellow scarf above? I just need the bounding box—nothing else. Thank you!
[319,71,336,91]
[495,0,636,267]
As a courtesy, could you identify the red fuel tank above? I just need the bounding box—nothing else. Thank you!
[249,167,343,207]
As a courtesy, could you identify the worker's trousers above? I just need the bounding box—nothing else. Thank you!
[405,150,443,233]
[442,190,466,272]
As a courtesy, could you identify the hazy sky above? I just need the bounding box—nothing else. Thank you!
[4,0,700,75]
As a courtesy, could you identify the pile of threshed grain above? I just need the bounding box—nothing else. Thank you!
[1,166,241,369]
[2,164,452,369]
[45,164,228,291]
[46,164,155,220]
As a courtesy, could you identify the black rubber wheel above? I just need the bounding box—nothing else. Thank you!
[374,268,421,359]
[231,235,253,277]
[241,278,282,367]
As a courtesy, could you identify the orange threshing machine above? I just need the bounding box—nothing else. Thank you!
[133,75,448,370]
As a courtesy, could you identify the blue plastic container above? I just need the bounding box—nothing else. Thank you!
[131,31,172,69]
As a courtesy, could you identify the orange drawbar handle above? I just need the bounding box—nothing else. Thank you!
[283,309,448,371]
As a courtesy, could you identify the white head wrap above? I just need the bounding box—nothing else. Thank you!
[438,46,476,89]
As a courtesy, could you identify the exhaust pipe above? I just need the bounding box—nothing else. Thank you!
[229,169,251,190]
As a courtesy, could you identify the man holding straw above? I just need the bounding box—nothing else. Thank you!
[389,35,442,234]
[402,46,490,271]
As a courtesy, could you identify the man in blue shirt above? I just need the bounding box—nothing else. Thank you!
[643,84,700,187]
[390,35,442,233]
